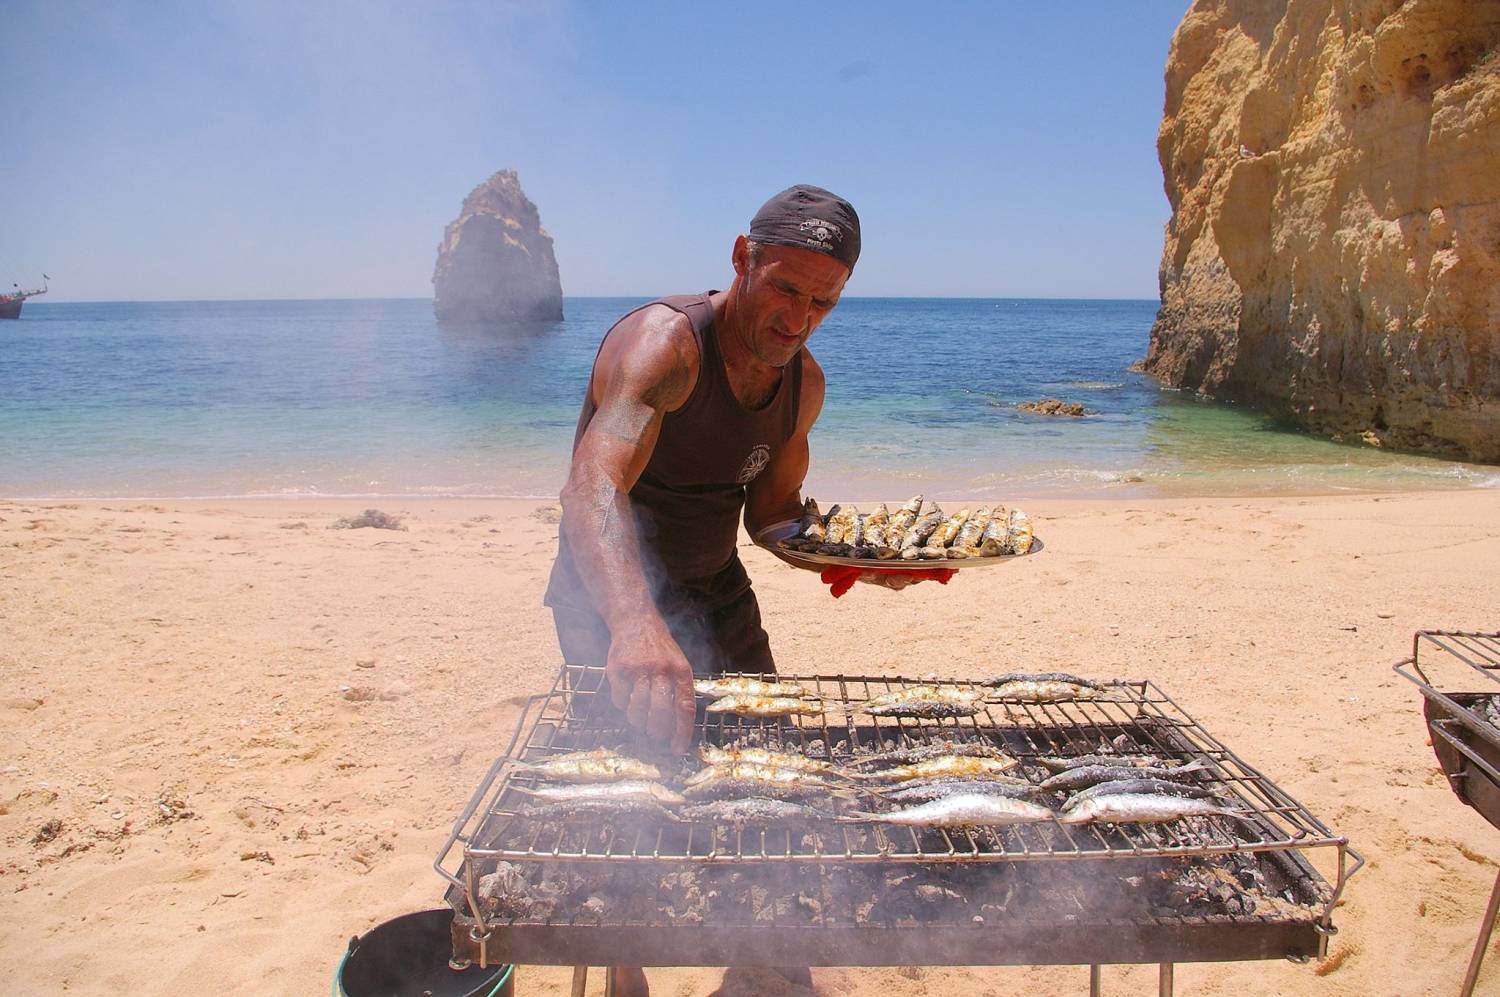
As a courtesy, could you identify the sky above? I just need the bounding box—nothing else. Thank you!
[2,1,1191,302]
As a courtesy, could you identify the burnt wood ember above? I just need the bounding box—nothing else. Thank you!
[436,665,1358,970]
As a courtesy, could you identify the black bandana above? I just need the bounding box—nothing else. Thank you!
[748,185,861,272]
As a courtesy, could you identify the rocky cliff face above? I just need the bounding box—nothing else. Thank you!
[433,170,563,323]
[1146,0,1500,462]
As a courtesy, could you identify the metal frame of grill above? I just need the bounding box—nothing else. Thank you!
[1394,629,1500,997]
[434,665,1360,987]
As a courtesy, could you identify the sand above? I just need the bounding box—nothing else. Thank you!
[2,490,1498,995]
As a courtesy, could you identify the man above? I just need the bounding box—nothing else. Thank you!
[545,186,937,992]
[545,184,877,744]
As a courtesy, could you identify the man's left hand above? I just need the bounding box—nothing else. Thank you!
[819,565,955,598]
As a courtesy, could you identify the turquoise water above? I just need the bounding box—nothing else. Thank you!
[2,297,1495,499]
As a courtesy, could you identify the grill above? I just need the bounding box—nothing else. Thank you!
[435,665,1359,993]
[1395,629,1500,996]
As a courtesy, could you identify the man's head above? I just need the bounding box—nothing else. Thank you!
[729,185,860,368]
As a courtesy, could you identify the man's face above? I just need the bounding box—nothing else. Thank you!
[731,237,850,368]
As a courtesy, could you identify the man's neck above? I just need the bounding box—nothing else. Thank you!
[712,287,784,411]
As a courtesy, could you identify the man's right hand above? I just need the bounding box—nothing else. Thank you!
[606,621,696,755]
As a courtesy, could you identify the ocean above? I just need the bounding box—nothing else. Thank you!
[2,297,1495,500]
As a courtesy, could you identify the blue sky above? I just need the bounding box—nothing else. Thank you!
[3,2,1189,301]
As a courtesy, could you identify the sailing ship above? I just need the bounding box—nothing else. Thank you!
[1,275,49,319]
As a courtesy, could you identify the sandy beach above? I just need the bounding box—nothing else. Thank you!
[2,489,1498,995]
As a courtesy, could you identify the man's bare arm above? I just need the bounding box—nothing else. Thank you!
[558,308,699,752]
[744,351,825,557]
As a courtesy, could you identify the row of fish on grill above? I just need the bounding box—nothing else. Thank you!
[778,495,1035,561]
[506,677,1237,830]
[696,673,1115,719]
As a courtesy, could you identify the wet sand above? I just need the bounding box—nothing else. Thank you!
[1,491,1498,995]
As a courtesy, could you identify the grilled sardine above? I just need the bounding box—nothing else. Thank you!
[851,754,1021,783]
[1038,758,1209,793]
[680,797,836,824]
[798,498,826,543]
[511,747,661,783]
[705,695,825,718]
[513,780,686,806]
[986,679,1102,702]
[1059,792,1236,825]
[887,496,924,545]
[827,505,858,546]
[848,793,1054,827]
[879,777,1039,804]
[977,513,1011,556]
[1003,508,1034,555]
[682,762,844,802]
[931,508,971,548]
[951,506,992,552]
[694,677,812,700]
[844,739,1013,769]
[1037,753,1165,773]
[859,685,987,718]
[984,672,1104,689]
[1063,778,1220,810]
[901,510,943,551]
[699,744,836,774]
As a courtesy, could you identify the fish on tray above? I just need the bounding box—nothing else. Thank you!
[682,762,848,802]
[705,694,825,718]
[850,754,1022,783]
[798,498,827,544]
[679,797,836,825]
[859,684,988,718]
[846,793,1054,827]
[1058,791,1239,825]
[510,747,661,783]
[777,495,1034,563]
[699,744,837,774]
[1038,758,1210,793]
[693,677,813,699]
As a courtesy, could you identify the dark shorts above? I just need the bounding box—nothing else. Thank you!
[551,587,776,677]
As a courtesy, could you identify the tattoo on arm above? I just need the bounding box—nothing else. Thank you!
[560,332,693,632]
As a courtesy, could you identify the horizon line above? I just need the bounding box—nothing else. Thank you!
[23,293,1162,306]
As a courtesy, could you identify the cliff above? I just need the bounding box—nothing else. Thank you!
[1146,0,1500,462]
[433,170,563,323]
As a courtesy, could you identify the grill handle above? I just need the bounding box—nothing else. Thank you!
[432,690,546,890]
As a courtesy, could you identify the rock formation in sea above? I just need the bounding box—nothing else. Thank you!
[1145,1,1500,462]
[1018,399,1088,417]
[433,170,563,323]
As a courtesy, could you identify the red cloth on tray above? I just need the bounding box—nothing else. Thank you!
[819,565,956,598]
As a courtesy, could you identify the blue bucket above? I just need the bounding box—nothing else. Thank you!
[334,908,513,997]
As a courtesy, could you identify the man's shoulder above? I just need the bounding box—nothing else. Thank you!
[595,302,702,409]
[799,348,826,394]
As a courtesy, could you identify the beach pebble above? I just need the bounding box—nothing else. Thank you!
[1376,611,1395,619]
[354,658,376,669]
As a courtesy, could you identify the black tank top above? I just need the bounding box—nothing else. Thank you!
[545,293,803,614]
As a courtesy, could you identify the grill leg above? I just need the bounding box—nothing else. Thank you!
[571,965,588,997]
[1158,963,1174,997]
[1089,964,1102,996]
[1462,868,1500,997]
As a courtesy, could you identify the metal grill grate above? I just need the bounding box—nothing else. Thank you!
[433,665,1361,970]
[437,666,1354,880]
